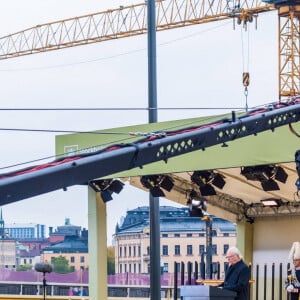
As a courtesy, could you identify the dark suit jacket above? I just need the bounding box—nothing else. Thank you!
[219,259,250,300]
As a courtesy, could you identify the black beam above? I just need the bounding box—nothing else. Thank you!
[0,102,300,204]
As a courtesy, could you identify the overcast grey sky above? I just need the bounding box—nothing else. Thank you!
[0,1,278,244]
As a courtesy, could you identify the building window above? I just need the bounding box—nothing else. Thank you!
[199,245,205,255]
[212,262,219,274]
[223,244,229,254]
[212,244,217,255]
[129,246,131,257]
[147,246,150,255]
[138,246,141,257]
[223,233,229,237]
[199,233,205,237]
[174,245,181,255]
[124,246,127,257]
[80,256,85,263]
[187,245,193,255]
[162,233,168,238]
[174,233,180,238]
[134,264,136,273]
[138,263,141,273]
[133,246,136,257]
[162,245,168,255]
[187,233,192,237]
[129,264,132,273]
[164,263,169,273]
[212,230,217,237]
[119,247,122,257]
[70,256,75,263]
[120,264,122,273]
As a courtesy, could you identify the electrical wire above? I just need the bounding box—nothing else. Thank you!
[0,101,283,172]
[1,99,298,178]
[0,106,248,111]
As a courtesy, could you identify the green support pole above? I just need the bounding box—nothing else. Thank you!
[236,221,253,265]
[88,187,108,300]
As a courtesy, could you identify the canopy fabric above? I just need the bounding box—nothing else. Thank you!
[55,113,300,177]
[56,112,300,221]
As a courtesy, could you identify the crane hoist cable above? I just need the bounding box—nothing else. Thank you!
[240,23,251,112]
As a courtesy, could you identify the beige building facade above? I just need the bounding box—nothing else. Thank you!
[114,206,236,276]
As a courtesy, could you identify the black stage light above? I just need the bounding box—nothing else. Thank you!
[261,179,280,191]
[191,171,225,196]
[160,176,174,192]
[109,180,125,194]
[274,167,288,183]
[140,175,165,197]
[100,190,113,203]
[241,164,287,191]
[88,179,124,202]
[187,190,207,218]
[150,186,166,197]
[211,173,226,189]
[140,175,174,197]
[200,184,217,196]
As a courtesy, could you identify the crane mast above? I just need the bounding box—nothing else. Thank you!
[277,4,300,100]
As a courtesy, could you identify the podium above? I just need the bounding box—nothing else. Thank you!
[180,285,237,300]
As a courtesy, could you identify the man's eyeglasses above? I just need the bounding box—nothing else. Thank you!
[226,254,236,259]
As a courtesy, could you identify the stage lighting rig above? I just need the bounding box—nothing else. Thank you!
[140,175,174,197]
[191,171,226,196]
[88,179,124,202]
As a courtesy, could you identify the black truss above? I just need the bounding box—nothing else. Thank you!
[1,102,300,205]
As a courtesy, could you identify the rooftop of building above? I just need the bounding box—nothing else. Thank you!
[115,206,236,235]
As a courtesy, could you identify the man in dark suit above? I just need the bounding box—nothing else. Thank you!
[218,246,250,300]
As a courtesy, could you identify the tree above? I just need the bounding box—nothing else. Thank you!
[52,255,72,274]
[16,264,32,271]
[107,246,115,275]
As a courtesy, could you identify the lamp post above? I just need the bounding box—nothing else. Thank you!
[34,263,53,300]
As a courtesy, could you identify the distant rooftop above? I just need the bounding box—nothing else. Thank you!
[115,206,236,235]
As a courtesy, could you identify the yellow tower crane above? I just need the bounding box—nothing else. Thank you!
[0,0,298,100]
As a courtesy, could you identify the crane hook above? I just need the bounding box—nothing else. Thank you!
[243,72,250,112]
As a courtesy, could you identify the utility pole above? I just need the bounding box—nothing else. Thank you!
[147,0,161,299]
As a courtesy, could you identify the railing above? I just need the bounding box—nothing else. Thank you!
[0,262,292,299]
[175,261,290,300]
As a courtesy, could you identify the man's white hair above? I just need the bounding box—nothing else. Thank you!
[227,246,242,258]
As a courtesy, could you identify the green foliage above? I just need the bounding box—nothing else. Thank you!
[52,255,72,274]
[16,264,32,271]
[107,246,115,275]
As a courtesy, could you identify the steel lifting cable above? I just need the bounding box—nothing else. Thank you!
[241,23,250,112]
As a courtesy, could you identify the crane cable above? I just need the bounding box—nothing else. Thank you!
[241,24,250,112]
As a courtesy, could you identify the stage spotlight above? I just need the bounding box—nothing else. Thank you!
[187,190,207,218]
[211,173,226,189]
[88,179,124,203]
[200,184,216,196]
[261,179,279,191]
[140,175,174,197]
[108,179,125,194]
[241,164,287,191]
[274,166,288,183]
[160,175,174,192]
[191,171,225,196]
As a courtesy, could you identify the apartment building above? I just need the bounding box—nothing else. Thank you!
[114,206,236,275]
